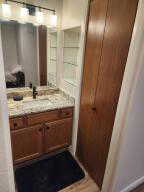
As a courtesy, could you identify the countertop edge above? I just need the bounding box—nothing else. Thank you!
[9,105,74,118]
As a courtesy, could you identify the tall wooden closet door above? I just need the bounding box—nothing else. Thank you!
[77,0,138,188]
[76,0,110,186]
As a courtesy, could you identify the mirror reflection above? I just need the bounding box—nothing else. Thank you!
[1,21,57,89]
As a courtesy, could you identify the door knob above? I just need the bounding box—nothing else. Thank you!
[92,106,96,111]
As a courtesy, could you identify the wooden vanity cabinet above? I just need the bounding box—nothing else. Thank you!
[10,107,73,164]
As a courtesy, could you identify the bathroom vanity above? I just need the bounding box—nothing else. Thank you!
[8,88,74,165]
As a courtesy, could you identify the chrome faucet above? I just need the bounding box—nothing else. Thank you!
[33,86,38,99]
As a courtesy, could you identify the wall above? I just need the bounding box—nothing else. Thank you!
[0,25,15,192]
[60,0,89,97]
[102,0,144,191]
[60,0,89,98]
[112,20,144,192]
[61,0,88,29]
[59,0,89,154]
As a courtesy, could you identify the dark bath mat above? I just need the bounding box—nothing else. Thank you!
[15,151,85,192]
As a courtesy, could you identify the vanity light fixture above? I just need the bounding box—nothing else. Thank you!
[50,13,57,27]
[2,0,11,19]
[19,4,29,24]
[35,8,44,25]
[1,0,57,27]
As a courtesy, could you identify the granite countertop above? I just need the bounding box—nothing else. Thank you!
[8,92,74,118]
[7,86,59,99]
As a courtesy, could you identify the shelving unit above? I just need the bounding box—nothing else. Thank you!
[63,27,81,86]
[47,31,57,87]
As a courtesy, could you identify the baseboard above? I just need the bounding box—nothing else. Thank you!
[121,176,144,192]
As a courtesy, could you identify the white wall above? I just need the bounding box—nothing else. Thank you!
[60,0,88,97]
[112,18,144,192]
[60,0,89,97]
[59,0,89,154]
[62,0,88,29]
[0,25,15,192]
[102,0,144,191]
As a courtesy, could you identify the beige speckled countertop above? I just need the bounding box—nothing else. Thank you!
[7,88,74,117]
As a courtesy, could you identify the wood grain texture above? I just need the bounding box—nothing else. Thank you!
[61,174,99,192]
[39,25,47,86]
[77,0,138,188]
[11,124,43,164]
[44,118,72,153]
[61,160,100,192]
[10,108,74,165]
[27,107,73,126]
[77,0,110,187]
[9,116,27,130]
[27,110,61,126]
[131,183,144,192]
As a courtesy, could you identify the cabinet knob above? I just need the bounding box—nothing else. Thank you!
[59,110,70,116]
[14,122,17,127]
[64,112,69,116]
[45,125,50,130]
[38,128,43,132]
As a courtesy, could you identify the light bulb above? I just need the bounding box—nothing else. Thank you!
[50,14,57,27]
[2,3,11,19]
[19,7,29,24]
[20,7,29,18]
[36,10,44,24]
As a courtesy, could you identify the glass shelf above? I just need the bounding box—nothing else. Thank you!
[50,58,57,61]
[63,26,81,86]
[63,78,77,87]
[63,61,77,66]
[63,47,80,48]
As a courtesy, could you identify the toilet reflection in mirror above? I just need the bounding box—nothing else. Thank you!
[0,20,57,89]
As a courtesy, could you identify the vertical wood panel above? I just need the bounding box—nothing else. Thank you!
[77,0,110,186]
[77,0,138,188]
[39,25,47,86]
[11,125,43,164]
[44,118,72,153]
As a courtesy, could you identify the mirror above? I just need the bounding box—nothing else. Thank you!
[47,30,57,88]
[1,20,57,89]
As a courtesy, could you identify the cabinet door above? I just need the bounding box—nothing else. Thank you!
[44,118,72,153]
[77,0,138,188]
[11,125,43,164]
[77,0,110,187]
[9,116,27,130]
